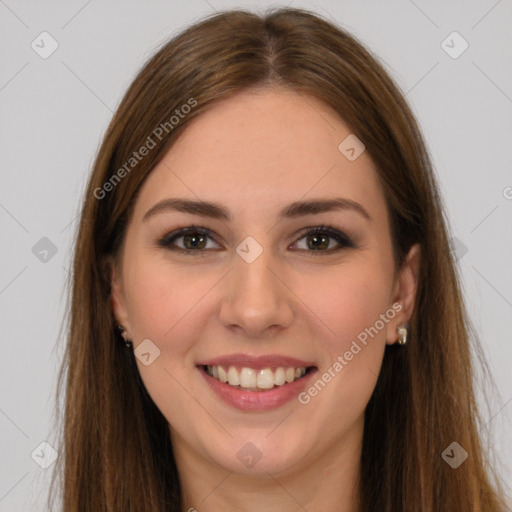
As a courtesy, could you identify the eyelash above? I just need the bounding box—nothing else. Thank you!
[157,225,355,257]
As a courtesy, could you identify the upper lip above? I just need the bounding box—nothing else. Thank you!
[197,353,317,370]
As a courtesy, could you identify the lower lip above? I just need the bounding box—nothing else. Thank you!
[197,366,317,411]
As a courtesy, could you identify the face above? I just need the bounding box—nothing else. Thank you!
[111,88,420,478]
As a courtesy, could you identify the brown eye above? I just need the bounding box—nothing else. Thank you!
[158,227,220,255]
[182,232,207,250]
[305,232,330,250]
[291,226,355,254]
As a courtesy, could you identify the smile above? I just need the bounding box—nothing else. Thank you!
[202,364,311,391]
[196,353,318,410]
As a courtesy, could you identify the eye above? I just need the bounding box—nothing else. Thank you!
[290,225,355,255]
[157,225,355,256]
[157,226,220,256]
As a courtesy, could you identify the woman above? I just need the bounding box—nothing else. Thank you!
[50,7,509,511]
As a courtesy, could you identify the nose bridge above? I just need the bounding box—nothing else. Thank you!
[219,242,293,336]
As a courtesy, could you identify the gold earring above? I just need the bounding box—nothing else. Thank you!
[397,325,408,345]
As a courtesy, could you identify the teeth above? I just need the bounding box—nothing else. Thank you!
[205,365,308,390]
[227,366,240,386]
[239,368,257,388]
[257,368,275,389]
[274,367,286,386]
[218,365,228,383]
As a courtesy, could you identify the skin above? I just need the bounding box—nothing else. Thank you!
[111,87,421,512]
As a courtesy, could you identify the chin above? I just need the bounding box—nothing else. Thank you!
[205,431,310,476]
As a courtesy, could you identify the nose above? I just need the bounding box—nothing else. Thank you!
[218,247,294,339]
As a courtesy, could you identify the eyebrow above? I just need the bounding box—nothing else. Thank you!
[142,197,371,222]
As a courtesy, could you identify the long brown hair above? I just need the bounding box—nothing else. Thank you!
[49,7,509,511]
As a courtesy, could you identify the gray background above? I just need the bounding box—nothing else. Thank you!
[1,1,511,510]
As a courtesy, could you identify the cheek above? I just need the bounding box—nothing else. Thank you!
[124,254,212,343]
[122,258,212,420]
[294,268,391,427]
[298,261,393,354]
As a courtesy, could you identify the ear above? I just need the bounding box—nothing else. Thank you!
[108,256,132,338]
[385,243,421,345]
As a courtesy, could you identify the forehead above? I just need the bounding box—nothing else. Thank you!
[132,88,386,223]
